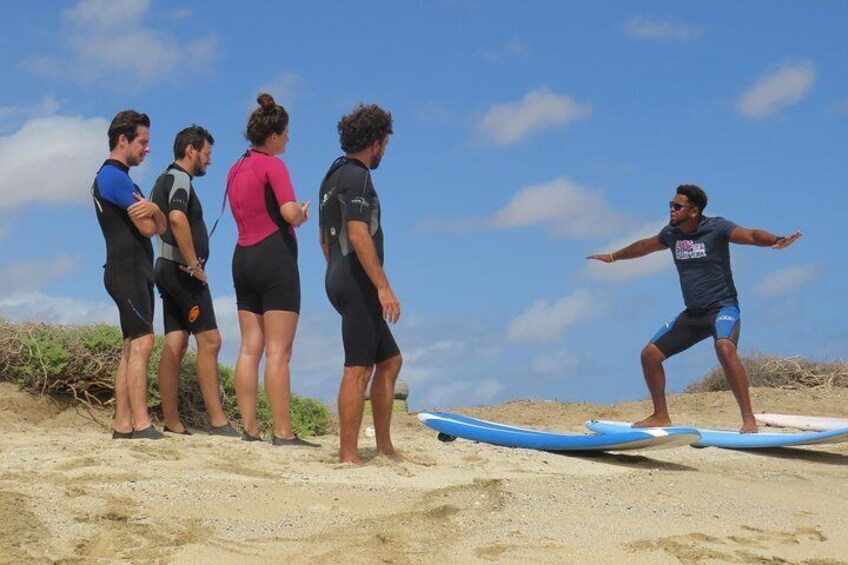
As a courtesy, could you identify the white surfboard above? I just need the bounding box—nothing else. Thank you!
[755,413,848,432]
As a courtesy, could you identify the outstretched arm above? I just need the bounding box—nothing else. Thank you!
[587,236,667,263]
[729,227,802,249]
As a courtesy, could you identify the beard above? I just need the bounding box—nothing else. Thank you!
[669,216,681,227]
[370,153,382,170]
[193,155,207,177]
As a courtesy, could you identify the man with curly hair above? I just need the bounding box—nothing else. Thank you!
[319,104,402,465]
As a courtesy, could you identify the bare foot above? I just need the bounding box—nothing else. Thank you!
[376,449,404,462]
[739,419,759,434]
[338,456,367,467]
[633,414,673,428]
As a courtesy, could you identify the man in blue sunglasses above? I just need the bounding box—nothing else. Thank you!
[587,184,801,433]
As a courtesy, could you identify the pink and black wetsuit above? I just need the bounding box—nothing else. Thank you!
[227,149,301,314]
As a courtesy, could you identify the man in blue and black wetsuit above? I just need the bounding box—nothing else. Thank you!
[92,110,167,440]
[319,104,402,465]
[588,184,802,433]
[149,125,239,438]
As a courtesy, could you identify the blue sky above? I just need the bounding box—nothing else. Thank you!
[1,1,846,410]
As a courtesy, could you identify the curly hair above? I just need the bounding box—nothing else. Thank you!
[245,93,288,146]
[338,104,393,153]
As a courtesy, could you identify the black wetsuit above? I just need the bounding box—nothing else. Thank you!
[91,159,154,339]
[319,157,400,367]
[149,164,217,334]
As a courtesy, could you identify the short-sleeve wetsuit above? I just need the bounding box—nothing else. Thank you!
[227,149,300,314]
[650,216,742,357]
[149,163,217,334]
[91,159,155,339]
[319,157,400,367]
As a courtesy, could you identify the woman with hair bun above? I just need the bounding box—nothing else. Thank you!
[227,93,314,446]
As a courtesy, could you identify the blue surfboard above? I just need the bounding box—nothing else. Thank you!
[585,420,848,449]
[418,411,701,452]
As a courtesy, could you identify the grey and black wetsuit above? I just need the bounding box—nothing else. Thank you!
[319,157,400,367]
[149,163,217,334]
[91,159,154,339]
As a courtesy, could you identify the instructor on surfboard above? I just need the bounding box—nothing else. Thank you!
[587,184,801,433]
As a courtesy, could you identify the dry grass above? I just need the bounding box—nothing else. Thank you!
[686,352,848,393]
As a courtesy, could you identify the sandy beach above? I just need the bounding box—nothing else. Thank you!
[1,381,846,564]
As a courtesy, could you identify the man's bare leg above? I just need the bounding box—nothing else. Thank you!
[370,354,402,458]
[113,340,133,434]
[715,339,758,433]
[195,329,228,427]
[262,311,299,439]
[338,365,373,465]
[234,312,264,438]
[633,343,673,428]
[159,330,189,432]
[128,333,155,431]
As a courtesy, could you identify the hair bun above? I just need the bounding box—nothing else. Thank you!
[257,93,276,111]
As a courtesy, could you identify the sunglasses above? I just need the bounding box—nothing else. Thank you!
[669,201,695,212]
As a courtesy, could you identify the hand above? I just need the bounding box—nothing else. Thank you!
[128,193,160,221]
[378,286,400,324]
[772,231,802,249]
[297,201,311,227]
[179,262,208,284]
[586,253,616,263]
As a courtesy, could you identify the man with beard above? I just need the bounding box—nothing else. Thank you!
[587,184,801,433]
[319,104,402,465]
[150,125,240,437]
[92,110,167,439]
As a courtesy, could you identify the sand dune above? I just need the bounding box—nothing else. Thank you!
[1,382,846,564]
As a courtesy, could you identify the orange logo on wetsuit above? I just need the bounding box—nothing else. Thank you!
[188,306,200,323]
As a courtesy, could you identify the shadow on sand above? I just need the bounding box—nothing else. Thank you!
[732,447,848,466]
[547,450,698,472]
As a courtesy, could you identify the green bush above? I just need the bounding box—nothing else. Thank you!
[0,318,329,436]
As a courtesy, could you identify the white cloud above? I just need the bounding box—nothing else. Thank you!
[0,96,61,124]
[531,349,578,375]
[415,102,460,126]
[478,37,530,63]
[507,288,609,344]
[489,177,627,238]
[170,8,193,20]
[0,115,108,210]
[421,378,506,408]
[0,292,117,325]
[0,256,82,294]
[254,72,305,110]
[582,220,672,282]
[24,0,218,84]
[754,263,825,297]
[828,98,848,116]
[736,61,816,119]
[477,88,591,146]
[623,16,705,41]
